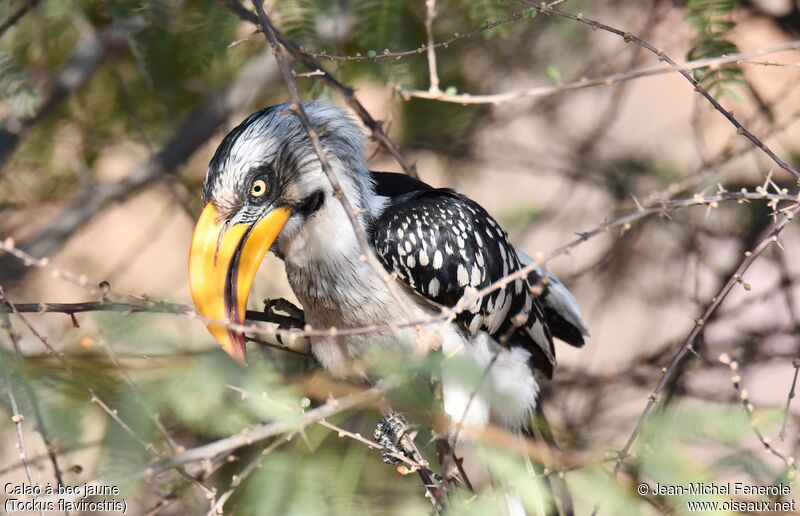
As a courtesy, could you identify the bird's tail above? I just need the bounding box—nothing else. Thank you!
[515,249,590,348]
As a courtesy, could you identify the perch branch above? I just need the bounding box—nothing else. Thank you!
[3,190,798,342]
[142,381,393,476]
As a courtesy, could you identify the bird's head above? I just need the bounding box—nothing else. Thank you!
[188,102,370,364]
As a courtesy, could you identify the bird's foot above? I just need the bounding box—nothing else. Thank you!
[374,412,412,466]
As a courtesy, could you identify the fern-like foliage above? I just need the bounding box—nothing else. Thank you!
[352,0,406,52]
[686,0,743,98]
[0,50,39,117]
[351,0,415,84]
[464,0,512,37]
[273,0,322,50]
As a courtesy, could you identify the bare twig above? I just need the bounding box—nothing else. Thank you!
[720,353,798,469]
[299,10,529,62]
[739,60,800,69]
[143,380,391,476]
[531,5,800,179]
[2,371,42,516]
[1,314,66,490]
[0,0,39,39]
[781,359,800,442]
[401,40,800,105]
[609,204,799,479]
[219,0,419,178]
[424,0,440,95]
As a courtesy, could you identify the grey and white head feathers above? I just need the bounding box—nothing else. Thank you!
[203,102,374,225]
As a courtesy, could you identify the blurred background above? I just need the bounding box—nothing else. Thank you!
[1,0,800,514]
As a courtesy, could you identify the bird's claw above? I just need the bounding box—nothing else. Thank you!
[374,413,411,465]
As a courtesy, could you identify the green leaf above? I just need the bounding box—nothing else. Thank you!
[546,64,562,84]
[685,0,743,97]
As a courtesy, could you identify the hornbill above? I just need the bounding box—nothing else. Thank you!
[188,101,588,463]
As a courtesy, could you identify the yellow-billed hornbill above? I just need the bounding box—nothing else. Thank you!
[189,102,588,435]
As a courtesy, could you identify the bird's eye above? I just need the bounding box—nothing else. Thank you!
[250,179,267,198]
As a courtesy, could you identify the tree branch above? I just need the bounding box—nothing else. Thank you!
[0,53,280,285]
[219,0,418,178]
[0,0,40,39]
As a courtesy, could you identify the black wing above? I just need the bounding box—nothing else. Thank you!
[371,188,556,377]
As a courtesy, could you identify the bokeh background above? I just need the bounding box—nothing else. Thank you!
[1,0,800,514]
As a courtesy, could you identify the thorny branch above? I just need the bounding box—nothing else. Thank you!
[246,1,435,365]
[609,204,799,477]
[406,3,800,179]
[2,370,41,515]
[1,314,66,490]
[781,359,800,442]
[2,190,798,341]
[0,0,39,39]
[424,0,441,95]
[401,39,800,105]
[142,381,399,476]
[220,0,419,178]
[720,353,798,471]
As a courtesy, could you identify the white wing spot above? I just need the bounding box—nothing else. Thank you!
[433,250,443,269]
[419,249,430,266]
[468,314,483,334]
[457,264,469,287]
[470,266,481,286]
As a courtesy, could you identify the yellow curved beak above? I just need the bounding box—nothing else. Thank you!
[188,203,291,364]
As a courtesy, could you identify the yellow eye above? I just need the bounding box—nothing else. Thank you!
[250,179,267,198]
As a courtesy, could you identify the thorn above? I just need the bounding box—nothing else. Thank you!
[630,194,645,212]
